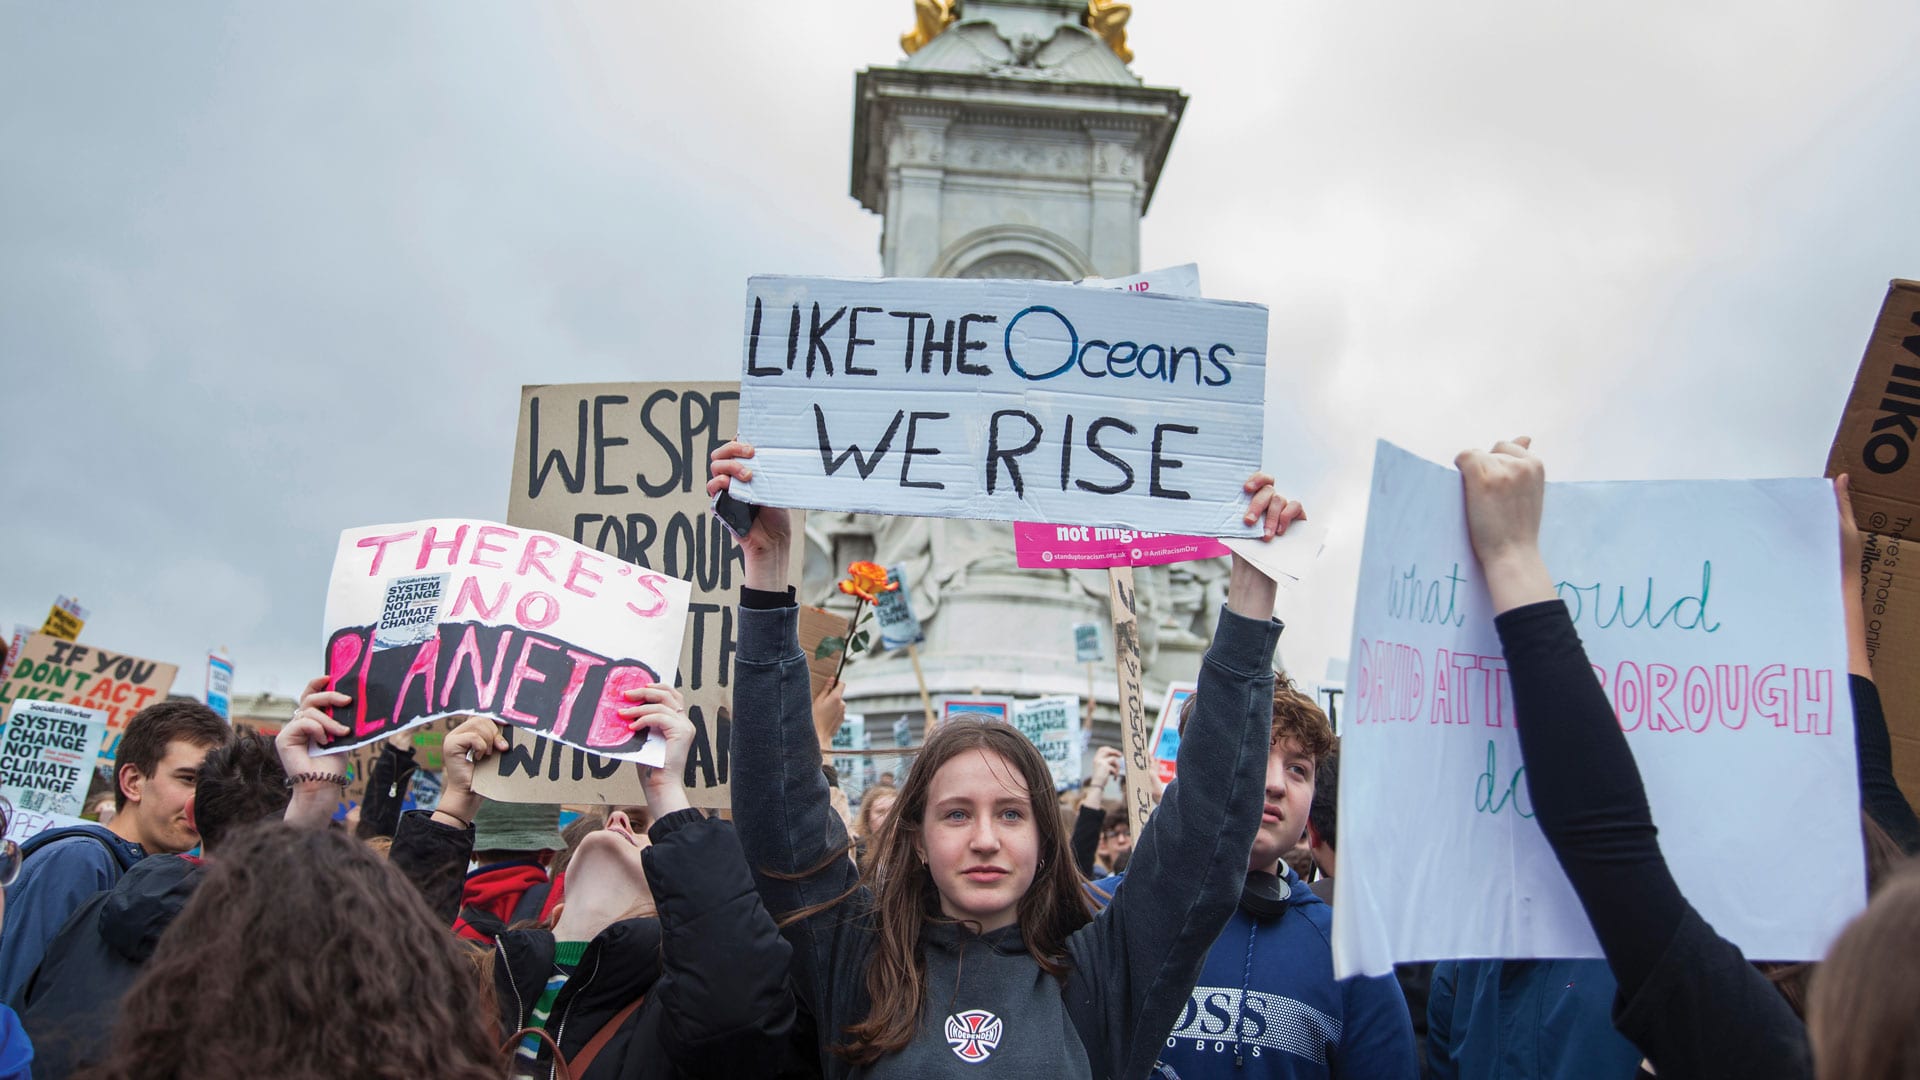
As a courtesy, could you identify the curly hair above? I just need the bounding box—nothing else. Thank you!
[76,822,502,1080]
[1179,671,1335,765]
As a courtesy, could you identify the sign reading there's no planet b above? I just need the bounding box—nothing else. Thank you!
[732,276,1270,537]
[319,519,693,765]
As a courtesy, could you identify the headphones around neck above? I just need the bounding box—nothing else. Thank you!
[1239,869,1292,919]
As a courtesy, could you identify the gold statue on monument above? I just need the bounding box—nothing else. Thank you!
[901,0,957,55]
[1086,0,1133,63]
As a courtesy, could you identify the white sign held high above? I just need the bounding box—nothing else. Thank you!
[734,276,1268,537]
[1334,442,1863,977]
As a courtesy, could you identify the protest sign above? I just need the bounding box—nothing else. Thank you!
[1011,695,1081,790]
[1014,523,1230,569]
[939,697,1014,724]
[474,588,841,808]
[1077,263,1202,298]
[496,381,804,807]
[830,713,871,806]
[2,626,30,677]
[1335,441,1862,977]
[1146,682,1196,788]
[4,809,84,846]
[1826,279,1920,800]
[0,701,108,817]
[318,518,692,765]
[0,635,179,768]
[1221,519,1329,588]
[732,276,1268,537]
[872,565,923,649]
[206,652,234,719]
[1074,622,1102,664]
[40,596,88,642]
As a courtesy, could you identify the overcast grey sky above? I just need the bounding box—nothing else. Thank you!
[4,1,1917,699]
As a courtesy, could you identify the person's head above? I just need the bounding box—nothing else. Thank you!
[1306,748,1339,878]
[185,734,289,854]
[1180,675,1334,874]
[550,805,656,941]
[827,719,1091,1065]
[112,701,229,853]
[1809,861,1920,1080]
[80,822,499,1080]
[855,783,898,840]
[1098,807,1131,873]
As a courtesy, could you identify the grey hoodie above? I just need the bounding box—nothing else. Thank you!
[732,600,1281,1080]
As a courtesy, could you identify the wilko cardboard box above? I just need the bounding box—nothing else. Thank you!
[1826,279,1920,802]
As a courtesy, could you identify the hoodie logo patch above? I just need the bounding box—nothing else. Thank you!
[944,1009,1003,1063]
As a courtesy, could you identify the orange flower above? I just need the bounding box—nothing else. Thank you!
[837,561,898,604]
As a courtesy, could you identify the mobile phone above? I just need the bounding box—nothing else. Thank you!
[713,488,759,542]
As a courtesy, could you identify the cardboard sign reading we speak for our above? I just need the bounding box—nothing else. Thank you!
[318,519,692,764]
[1336,442,1862,978]
[732,276,1269,536]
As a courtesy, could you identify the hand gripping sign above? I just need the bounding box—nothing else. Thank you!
[318,519,692,765]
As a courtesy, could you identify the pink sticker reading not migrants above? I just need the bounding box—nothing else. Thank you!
[1013,523,1230,569]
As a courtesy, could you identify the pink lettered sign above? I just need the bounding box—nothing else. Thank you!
[1013,523,1229,569]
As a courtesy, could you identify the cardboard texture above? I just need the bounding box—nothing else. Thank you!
[0,634,178,769]
[1826,279,1920,804]
[733,276,1268,537]
[494,381,806,807]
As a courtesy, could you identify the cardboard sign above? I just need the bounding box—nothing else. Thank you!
[1014,523,1230,569]
[318,518,692,765]
[41,597,87,642]
[0,634,179,769]
[1335,442,1862,977]
[2,626,30,678]
[1078,263,1202,297]
[1221,520,1330,588]
[0,701,108,817]
[939,697,1015,724]
[872,565,923,649]
[474,591,843,808]
[1011,695,1081,790]
[1825,279,1920,802]
[1074,622,1103,664]
[1147,682,1197,787]
[733,276,1268,537]
[206,653,234,719]
[830,713,871,806]
[4,809,84,846]
[496,381,804,807]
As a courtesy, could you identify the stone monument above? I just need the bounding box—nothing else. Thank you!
[809,0,1236,762]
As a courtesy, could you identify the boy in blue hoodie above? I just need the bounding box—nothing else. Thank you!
[1098,681,1416,1079]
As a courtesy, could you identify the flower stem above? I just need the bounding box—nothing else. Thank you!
[833,597,866,683]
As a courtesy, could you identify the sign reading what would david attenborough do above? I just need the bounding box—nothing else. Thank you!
[732,276,1269,537]
[318,519,693,765]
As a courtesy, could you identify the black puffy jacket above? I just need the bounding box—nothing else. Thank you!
[392,807,812,1080]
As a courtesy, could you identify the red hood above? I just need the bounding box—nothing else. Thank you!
[454,862,549,941]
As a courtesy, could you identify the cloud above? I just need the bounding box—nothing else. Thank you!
[3,0,1916,699]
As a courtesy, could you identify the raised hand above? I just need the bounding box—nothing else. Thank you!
[708,440,793,591]
[621,684,697,818]
[1454,436,1556,613]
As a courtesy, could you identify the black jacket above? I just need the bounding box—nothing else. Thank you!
[392,807,807,1080]
[16,854,203,1079]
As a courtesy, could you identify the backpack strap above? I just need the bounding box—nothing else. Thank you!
[458,905,510,940]
[20,827,139,872]
[566,996,645,1078]
[498,997,642,1080]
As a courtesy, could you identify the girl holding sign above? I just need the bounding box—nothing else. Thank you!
[710,440,1302,1079]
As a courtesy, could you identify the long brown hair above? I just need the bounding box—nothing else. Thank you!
[1808,859,1920,1079]
[77,822,502,1080]
[786,719,1095,1065]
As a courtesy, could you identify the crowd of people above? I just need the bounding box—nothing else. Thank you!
[0,440,1910,1079]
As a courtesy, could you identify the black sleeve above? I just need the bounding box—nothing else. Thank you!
[1851,675,1920,855]
[389,809,474,926]
[357,743,419,840]
[1496,601,1811,1078]
[1071,802,1104,878]
[642,808,803,1080]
